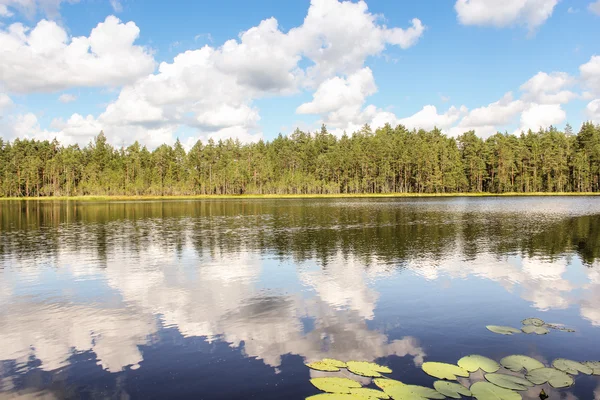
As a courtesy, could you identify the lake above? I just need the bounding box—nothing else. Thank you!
[1,197,599,399]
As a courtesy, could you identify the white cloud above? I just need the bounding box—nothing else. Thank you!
[58,93,76,103]
[586,99,600,123]
[454,0,559,31]
[520,71,578,104]
[516,103,566,133]
[580,55,600,95]
[459,92,526,128]
[6,0,424,148]
[109,0,121,13]
[0,3,14,16]
[589,0,600,15]
[397,105,467,131]
[297,67,376,115]
[0,16,156,93]
[0,0,79,20]
[0,93,12,114]
[567,6,579,13]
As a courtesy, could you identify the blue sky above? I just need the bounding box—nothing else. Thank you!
[0,0,599,149]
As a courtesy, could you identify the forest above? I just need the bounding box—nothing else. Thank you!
[1,122,600,197]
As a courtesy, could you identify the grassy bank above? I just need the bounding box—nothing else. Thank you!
[1,192,599,201]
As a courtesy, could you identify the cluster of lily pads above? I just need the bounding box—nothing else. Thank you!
[303,318,598,400]
[486,318,575,336]
[305,356,600,399]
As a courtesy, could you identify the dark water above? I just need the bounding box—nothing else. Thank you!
[1,197,600,400]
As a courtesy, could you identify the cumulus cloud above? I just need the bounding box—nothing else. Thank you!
[587,99,600,123]
[0,93,12,114]
[580,55,600,95]
[58,93,76,103]
[0,0,79,20]
[297,68,377,115]
[589,0,600,15]
[4,0,425,147]
[520,72,578,104]
[0,16,156,93]
[454,0,559,31]
[0,3,13,16]
[397,105,467,131]
[516,103,566,133]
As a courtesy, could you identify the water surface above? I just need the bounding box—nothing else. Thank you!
[1,197,600,399]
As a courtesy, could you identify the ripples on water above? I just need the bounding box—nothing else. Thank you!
[0,197,600,399]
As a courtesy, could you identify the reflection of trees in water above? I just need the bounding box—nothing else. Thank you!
[2,200,600,265]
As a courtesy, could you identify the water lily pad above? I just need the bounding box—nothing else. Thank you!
[544,324,575,332]
[384,384,446,399]
[486,326,521,335]
[346,361,390,377]
[422,362,469,380]
[433,381,472,398]
[322,359,348,368]
[349,388,390,399]
[484,373,534,391]
[521,318,544,326]
[521,325,549,335]
[307,361,341,372]
[470,382,522,400]
[457,355,500,373]
[500,355,544,373]
[526,367,574,388]
[584,361,600,375]
[373,379,404,390]
[310,377,363,393]
[306,394,373,400]
[552,359,593,375]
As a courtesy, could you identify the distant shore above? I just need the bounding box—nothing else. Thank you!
[1,192,599,201]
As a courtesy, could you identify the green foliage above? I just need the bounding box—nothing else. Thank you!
[484,373,534,390]
[500,356,545,373]
[470,382,522,400]
[457,355,500,373]
[3,122,600,197]
[433,381,471,398]
[421,362,469,380]
[486,326,521,335]
[525,367,574,388]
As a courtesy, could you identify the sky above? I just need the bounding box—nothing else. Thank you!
[0,0,599,150]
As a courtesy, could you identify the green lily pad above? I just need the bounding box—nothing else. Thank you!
[306,394,373,400]
[310,377,363,393]
[544,324,575,332]
[484,373,534,391]
[349,388,390,399]
[500,355,544,373]
[552,359,593,375]
[373,379,404,390]
[584,361,600,375]
[433,381,472,398]
[307,361,341,372]
[521,325,549,335]
[526,367,574,388]
[521,318,545,326]
[384,384,446,399]
[422,362,469,380]
[486,326,521,335]
[470,382,522,400]
[457,355,500,373]
[322,359,348,368]
[346,361,390,377]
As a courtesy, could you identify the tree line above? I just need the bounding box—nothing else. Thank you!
[1,122,600,197]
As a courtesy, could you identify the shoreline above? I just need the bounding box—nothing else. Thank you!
[1,192,599,201]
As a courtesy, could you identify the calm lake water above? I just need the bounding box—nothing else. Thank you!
[1,197,600,399]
